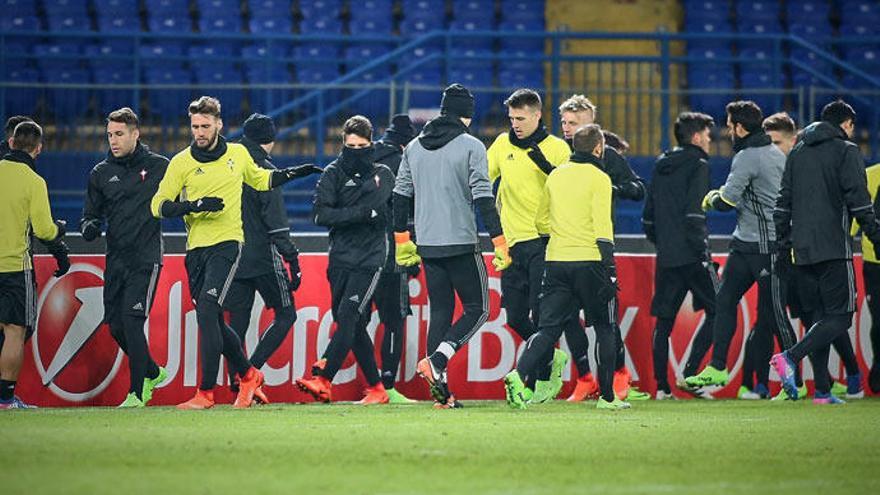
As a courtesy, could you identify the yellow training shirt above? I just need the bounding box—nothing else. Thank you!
[537,158,614,262]
[151,143,271,250]
[859,163,880,263]
[487,132,570,247]
[0,156,60,272]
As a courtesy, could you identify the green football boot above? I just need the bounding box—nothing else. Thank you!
[142,366,168,405]
[597,396,631,410]
[386,388,417,404]
[118,393,144,409]
[684,365,728,388]
[504,371,529,410]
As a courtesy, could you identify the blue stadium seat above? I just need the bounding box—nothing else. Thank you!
[686,46,732,75]
[399,16,445,37]
[405,46,443,73]
[449,67,495,117]
[148,15,193,32]
[348,18,394,35]
[790,50,833,87]
[844,46,880,68]
[739,71,784,114]
[43,0,88,15]
[300,17,343,34]
[682,0,730,23]
[450,47,494,70]
[346,68,392,120]
[299,0,342,20]
[246,65,293,113]
[1,0,37,16]
[139,42,187,70]
[44,67,91,122]
[499,48,542,73]
[452,0,496,21]
[500,0,545,22]
[95,0,139,16]
[683,19,733,45]
[736,20,783,51]
[93,67,136,115]
[297,64,342,105]
[498,69,543,91]
[839,22,879,38]
[295,42,340,61]
[145,0,190,14]
[249,17,293,34]
[143,67,193,126]
[1,15,41,31]
[97,16,141,32]
[85,40,137,69]
[4,66,40,117]
[735,0,779,22]
[188,44,238,71]
[243,43,290,72]
[840,1,880,25]
[498,19,544,53]
[687,68,734,119]
[403,68,443,109]
[248,0,292,13]
[841,74,879,120]
[787,22,832,40]
[344,44,393,62]
[34,42,83,71]
[195,66,245,118]
[449,18,496,51]
[46,14,92,31]
[351,0,394,20]
[199,16,244,33]
[196,0,241,10]
[785,1,829,24]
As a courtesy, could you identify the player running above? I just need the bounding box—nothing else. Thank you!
[151,96,320,409]
[80,108,169,408]
[393,84,510,408]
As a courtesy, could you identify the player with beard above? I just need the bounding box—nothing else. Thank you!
[151,96,320,409]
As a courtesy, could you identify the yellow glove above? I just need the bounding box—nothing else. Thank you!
[702,190,721,212]
[394,232,421,267]
[491,235,512,271]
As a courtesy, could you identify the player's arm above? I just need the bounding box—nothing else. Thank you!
[839,145,880,244]
[594,174,617,298]
[641,179,656,244]
[151,158,223,217]
[469,146,503,239]
[705,153,750,212]
[30,177,70,276]
[487,137,502,184]
[536,179,551,235]
[312,167,372,227]
[259,187,301,288]
[606,147,645,201]
[773,154,794,247]
[685,159,710,255]
[392,148,415,233]
[79,169,105,241]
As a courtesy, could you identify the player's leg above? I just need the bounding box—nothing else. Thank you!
[578,265,627,409]
[248,271,297,370]
[351,311,389,405]
[864,261,880,392]
[500,244,538,390]
[650,266,688,396]
[423,257,455,357]
[773,260,856,400]
[830,332,862,397]
[117,263,164,407]
[563,314,597,401]
[222,279,255,392]
[0,271,37,408]
[375,271,414,403]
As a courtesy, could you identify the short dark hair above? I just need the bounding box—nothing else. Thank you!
[5,115,32,137]
[821,99,857,127]
[107,107,139,129]
[12,121,42,153]
[572,124,603,154]
[602,130,629,154]
[504,88,542,111]
[762,112,796,135]
[343,115,373,140]
[188,96,221,118]
[726,100,764,134]
[674,112,714,147]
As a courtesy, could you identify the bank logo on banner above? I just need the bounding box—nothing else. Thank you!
[32,263,124,402]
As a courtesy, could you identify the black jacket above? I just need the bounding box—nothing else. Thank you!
[313,154,395,271]
[642,144,710,267]
[565,139,645,205]
[374,140,405,272]
[236,137,298,279]
[775,121,880,265]
[80,142,168,266]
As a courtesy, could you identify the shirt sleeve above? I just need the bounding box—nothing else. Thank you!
[80,169,105,231]
[29,176,59,241]
[593,173,614,243]
[487,137,501,184]
[719,151,754,207]
[536,178,551,235]
[150,156,185,218]
[242,152,272,192]
[393,147,414,198]
[468,143,494,200]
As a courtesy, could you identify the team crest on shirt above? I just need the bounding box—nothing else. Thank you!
[507,153,514,160]
[227,158,235,171]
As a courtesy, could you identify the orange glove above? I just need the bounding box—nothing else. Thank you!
[492,235,512,271]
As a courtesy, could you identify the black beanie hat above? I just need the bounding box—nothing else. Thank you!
[381,114,417,147]
[440,83,475,119]
[243,113,276,144]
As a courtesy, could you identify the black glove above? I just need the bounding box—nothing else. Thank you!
[54,219,67,239]
[285,252,302,291]
[47,240,70,277]
[273,164,323,187]
[405,262,421,278]
[80,219,101,242]
[597,265,619,302]
[526,146,554,175]
[190,197,224,213]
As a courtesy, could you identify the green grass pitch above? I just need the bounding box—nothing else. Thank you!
[2,399,879,495]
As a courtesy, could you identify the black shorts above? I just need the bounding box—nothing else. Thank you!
[0,270,36,332]
[223,270,294,312]
[796,259,857,317]
[184,241,242,306]
[539,261,615,330]
[103,259,162,322]
[500,237,546,315]
[650,262,718,318]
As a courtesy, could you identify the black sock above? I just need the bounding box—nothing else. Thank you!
[652,317,675,392]
[122,314,149,399]
[595,322,617,402]
[250,306,297,369]
[0,379,15,401]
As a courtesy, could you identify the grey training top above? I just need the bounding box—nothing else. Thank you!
[720,143,786,253]
[394,133,494,251]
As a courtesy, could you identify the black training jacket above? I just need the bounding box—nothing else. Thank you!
[642,144,710,267]
[313,155,395,271]
[774,121,878,265]
[80,142,168,266]
[236,137,298,279]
